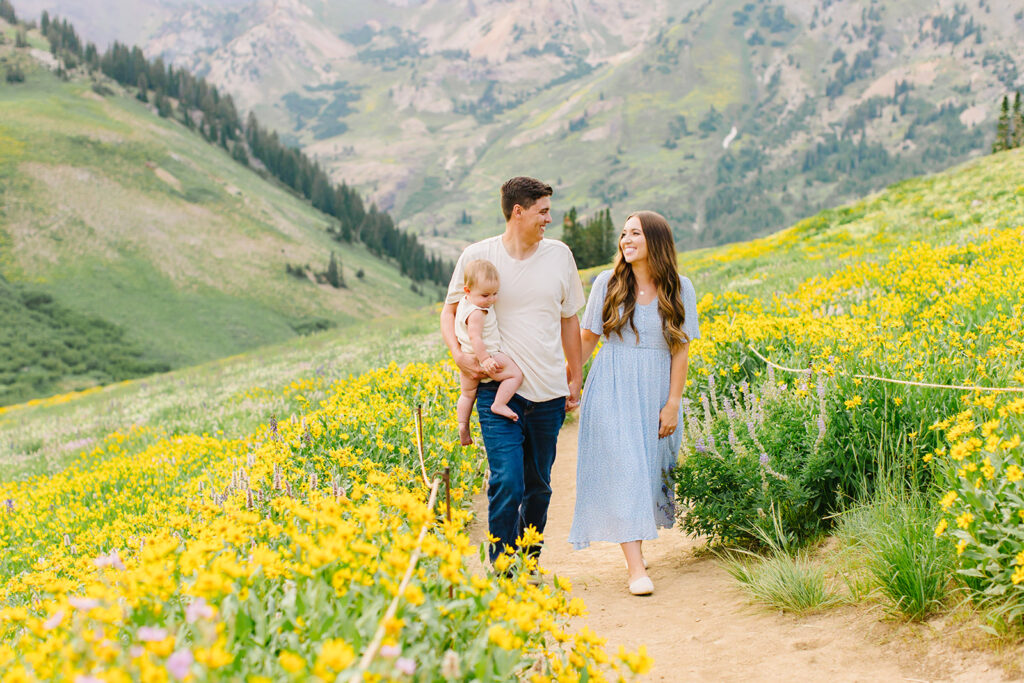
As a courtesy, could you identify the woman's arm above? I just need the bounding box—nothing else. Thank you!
[580,329,601,366]
[658,343,690,438]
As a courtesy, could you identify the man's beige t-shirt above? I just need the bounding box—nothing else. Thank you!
[447,236,585,403]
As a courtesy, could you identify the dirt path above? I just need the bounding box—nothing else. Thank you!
[471,422,1008,682]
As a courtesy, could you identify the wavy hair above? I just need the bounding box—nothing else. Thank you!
[601,211,689,353]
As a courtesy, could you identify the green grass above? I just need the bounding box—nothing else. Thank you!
[718,511,841,614]
[835,471,958,621]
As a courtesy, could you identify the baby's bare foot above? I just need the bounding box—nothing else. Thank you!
[458,423,473,446]
[490,404,518,422]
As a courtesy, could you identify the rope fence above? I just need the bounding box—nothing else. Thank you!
[352,403,445,680]
[748,345,1024,394]
[351,477,440,682]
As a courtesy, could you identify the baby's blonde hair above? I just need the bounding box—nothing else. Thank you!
[463,259,499,290]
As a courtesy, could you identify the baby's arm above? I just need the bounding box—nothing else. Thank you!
[466,309,502,374]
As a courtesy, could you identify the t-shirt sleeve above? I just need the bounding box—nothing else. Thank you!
[580,270,610,336]
[446,251,468,305]
[680,275,701,341]
[560,246,586,317]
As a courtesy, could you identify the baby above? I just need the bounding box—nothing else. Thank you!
[455,259,523,446]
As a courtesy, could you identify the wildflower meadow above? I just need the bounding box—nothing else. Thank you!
[0,360,648,681]
[668,148,1024,621]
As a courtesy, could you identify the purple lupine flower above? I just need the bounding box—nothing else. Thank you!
[723,398,736,421]
[745,420,758,442]
[816,373,827,400]
[396,658,416,675]
[5,499,13,513]
[137,626,168,642]
[728,427,740,450]
[695,437,707,453]
[767,365,776,385]
[185,598,213,624]
[817,414,826,439]
[381,644,401,658]
[759,452,770,466]
[166,650,194,680]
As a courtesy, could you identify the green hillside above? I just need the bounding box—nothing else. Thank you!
[0,23,436,404]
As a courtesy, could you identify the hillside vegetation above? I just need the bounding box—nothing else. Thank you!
[0,18,437,405]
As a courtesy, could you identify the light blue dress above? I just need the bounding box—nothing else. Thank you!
[568,270,701,550]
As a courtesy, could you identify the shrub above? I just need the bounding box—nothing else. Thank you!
[4,63,25,83]
[673,369,834,545]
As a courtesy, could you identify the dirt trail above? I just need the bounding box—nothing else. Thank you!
[470,422,1008,682]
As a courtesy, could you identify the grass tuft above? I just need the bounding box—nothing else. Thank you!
[835,472,956,621]
[719,506,840,614]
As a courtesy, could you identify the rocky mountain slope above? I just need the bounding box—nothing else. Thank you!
[12,0,1024,256]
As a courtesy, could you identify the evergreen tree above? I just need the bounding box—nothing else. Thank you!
[231,140,248,165]
[326,252,345,289]
[1013,91,1024,149]
[136,74,148,103]
[14,29,27,48]
[40,10,50,34]
[0,0,17,23]
[993,94,1011,153]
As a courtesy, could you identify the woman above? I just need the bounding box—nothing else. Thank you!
[568,211,700,596]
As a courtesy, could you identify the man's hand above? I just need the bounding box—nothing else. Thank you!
[566,377,581,412]
[454,349,485,380]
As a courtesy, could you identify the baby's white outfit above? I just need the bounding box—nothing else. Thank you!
[455,296,502,356]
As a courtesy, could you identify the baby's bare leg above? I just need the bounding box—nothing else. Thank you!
[457,372,479,446]
[488,352,523,422]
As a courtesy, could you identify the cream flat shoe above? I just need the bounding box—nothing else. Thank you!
[628,576,654,596]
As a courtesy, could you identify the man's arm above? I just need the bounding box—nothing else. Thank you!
[441,302,484,379]
[561,315,583,411]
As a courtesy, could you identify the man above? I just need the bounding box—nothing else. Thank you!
[441,176,584,564]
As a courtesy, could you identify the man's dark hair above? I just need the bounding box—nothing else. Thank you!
[500,177,553,221]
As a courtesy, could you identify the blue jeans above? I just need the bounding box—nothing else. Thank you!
[476,382,565,563]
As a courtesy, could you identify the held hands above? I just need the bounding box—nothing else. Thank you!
[658,401,679,439]
[566,377,581,412]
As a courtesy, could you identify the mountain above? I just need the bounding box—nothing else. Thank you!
[29,0,1020,257]
[0,16,435,404]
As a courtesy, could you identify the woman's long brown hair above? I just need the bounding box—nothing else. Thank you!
[601,211,690,353]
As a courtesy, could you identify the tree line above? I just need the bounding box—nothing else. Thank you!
[562,208,616,269]
[993,92,1024,153]
[27,9,452,288]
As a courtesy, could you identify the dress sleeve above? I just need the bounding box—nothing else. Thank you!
[680,275,701,342]
[580,270,611,336]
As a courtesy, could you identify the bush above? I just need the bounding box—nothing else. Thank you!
[673,370,834,545]
[5,63,25,83]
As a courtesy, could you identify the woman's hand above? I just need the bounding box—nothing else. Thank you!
[658,401,679,439]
